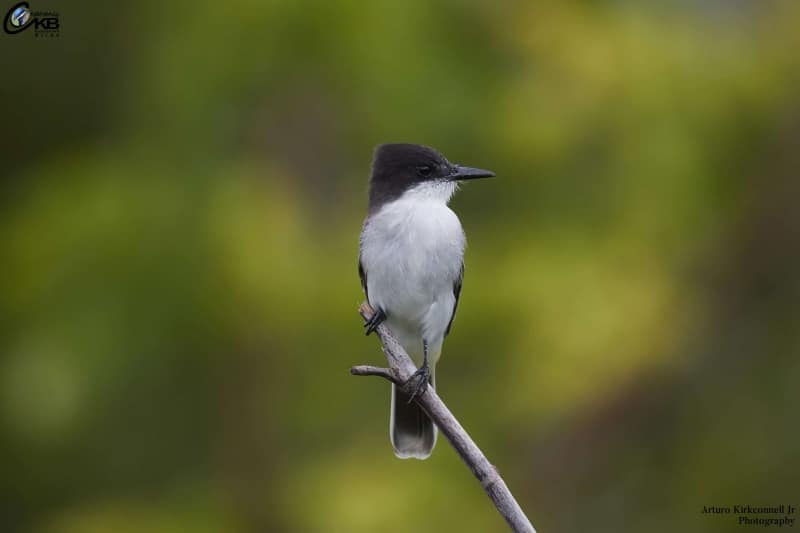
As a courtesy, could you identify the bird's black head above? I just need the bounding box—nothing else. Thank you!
[367,143,494,213]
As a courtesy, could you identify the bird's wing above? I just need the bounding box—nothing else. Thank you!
[445,261,464,336]
[358,257,368,300]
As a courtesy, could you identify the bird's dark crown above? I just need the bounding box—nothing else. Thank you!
[368,143,455,212]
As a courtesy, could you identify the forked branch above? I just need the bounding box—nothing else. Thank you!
[351,303,537,533]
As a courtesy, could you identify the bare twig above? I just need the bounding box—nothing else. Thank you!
[350,365,399,383]
[351,303,537,533]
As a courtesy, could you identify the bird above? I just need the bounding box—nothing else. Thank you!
[358,143,495,459]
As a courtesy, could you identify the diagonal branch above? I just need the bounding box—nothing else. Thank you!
[351,303,537,533]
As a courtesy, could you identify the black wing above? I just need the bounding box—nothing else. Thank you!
[358,258,368,300]
[445,261,464,336]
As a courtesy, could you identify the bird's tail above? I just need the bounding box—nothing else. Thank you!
[390,369,436,460]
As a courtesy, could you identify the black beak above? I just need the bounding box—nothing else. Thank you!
[449,165,496,181]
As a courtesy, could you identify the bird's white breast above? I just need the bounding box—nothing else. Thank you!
[360,183,465,364]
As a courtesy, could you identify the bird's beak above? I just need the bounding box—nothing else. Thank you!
[449,165,496,181]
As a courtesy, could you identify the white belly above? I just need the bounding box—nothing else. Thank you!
[360,196,465,365]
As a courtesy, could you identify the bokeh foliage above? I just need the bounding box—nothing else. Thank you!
[1,1,799,532]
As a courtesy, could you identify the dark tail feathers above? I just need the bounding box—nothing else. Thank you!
[390,373,436,459]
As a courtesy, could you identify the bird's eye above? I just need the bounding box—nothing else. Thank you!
[417,165,433,177]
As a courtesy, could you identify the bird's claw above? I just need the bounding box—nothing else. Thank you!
[363,307,387,336]
[406,364,431,403]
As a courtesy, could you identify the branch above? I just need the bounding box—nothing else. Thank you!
[350,365,400,383]
[351,303,537,533]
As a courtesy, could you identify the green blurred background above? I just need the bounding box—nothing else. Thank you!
[2,1,799,531]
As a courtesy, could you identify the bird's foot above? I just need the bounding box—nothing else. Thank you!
[363,306,387,336]
[406,363,431,403]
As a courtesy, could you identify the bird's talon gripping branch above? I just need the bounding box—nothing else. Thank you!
[406,363,431,403]
[363,307,387,336]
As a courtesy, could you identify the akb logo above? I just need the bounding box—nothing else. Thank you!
[4,1,59,36]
